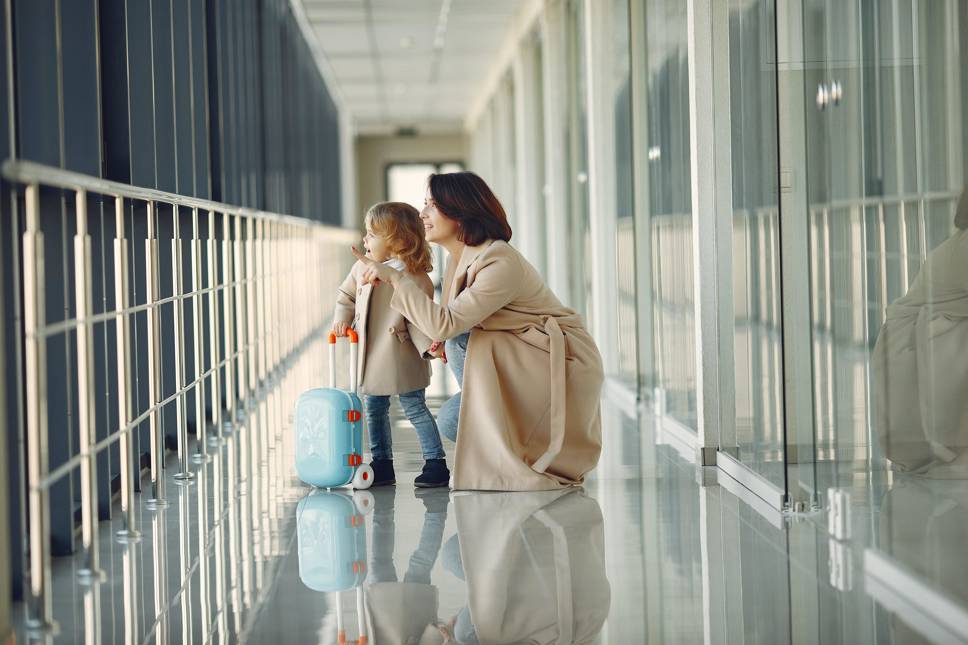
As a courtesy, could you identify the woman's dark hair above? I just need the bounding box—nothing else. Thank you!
[428,171,512,246]
[957,188,968,230]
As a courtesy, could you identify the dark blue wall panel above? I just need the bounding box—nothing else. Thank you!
[3,0,345,594]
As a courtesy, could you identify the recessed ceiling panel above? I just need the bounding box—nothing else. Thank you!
[297,0,523,133]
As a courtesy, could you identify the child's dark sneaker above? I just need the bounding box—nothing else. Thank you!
[369,458,396,486]
[414,458,450,488]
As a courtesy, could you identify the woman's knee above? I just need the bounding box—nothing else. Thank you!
[437,393,461,442]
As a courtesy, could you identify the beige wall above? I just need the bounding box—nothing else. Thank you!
[354,133,469,229]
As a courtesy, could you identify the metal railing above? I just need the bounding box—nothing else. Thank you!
[2,159,357,632]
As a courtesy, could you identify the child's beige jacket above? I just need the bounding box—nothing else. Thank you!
[333,260,435,396]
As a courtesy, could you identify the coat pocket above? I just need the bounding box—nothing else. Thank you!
[515,327,550,353]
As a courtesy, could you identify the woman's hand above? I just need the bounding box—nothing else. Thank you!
[350,246,401,286]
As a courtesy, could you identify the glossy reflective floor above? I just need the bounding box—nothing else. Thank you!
[12,361,968,644]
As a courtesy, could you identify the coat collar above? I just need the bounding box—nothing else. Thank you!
[445,239,495,305]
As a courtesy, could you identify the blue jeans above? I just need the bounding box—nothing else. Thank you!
[364,388,445,460]
[368,489,448,585]
[437,332,470,442]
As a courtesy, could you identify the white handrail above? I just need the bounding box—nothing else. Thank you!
[3,158,358,633]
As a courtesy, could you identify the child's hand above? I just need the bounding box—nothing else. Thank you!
[332,321,351,337]
[429,340,448,364]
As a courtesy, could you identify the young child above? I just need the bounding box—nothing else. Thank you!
[333,202,450,488]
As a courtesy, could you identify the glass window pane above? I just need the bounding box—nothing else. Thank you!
[728,0,785,486]
[612,0,638,389]
[566,0,591,318]
[639,0,695,431]
[386,163,437,210]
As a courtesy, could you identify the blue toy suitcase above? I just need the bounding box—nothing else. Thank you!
[296,489,372,644]
[294,331,374,489]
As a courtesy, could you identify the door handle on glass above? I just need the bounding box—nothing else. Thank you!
[816,82,830,110]
[830,80,842,106]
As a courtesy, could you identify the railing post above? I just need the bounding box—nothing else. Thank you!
[113,196,142,538]
[207,211,223,440]
[190,207,209,463]
[257,218,268,384]
[145,201,169,509]
[73,189,105,581]
[220,212,235,430]
[268,220,280,374]
[23,182,55,633]
[245,217,258,394]
[233,214,248,411]
[172,204,194,482]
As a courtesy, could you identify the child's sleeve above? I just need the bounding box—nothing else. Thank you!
[332,265,358,327]
[405,272,436,358]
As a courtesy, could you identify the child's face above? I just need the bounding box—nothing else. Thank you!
[363,221,391,262]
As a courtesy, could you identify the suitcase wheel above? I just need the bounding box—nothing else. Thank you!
[351,464,374,490]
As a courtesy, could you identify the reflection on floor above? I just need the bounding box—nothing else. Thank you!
[11,378,968,643]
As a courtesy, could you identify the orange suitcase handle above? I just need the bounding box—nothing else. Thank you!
[328,329,359,344]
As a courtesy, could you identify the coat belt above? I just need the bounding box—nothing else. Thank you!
[531,316,567,474]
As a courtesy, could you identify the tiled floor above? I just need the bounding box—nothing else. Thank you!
[11,360,968,644]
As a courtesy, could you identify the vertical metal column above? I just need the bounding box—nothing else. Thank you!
[256,219,267,385]
[247,219,264,574]
[268,221,280,374]
[114,196,142,535]
[145,202,169,509]
[23,182,55,633]
[73,189,104,581]
[245,218,258,394]
[207,212,223,440]
[172,205,194,482]
[190,207,208,463]
[233,214,248,410]
[221,213,236,429]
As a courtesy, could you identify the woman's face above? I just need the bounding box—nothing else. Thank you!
[421,187,461,245]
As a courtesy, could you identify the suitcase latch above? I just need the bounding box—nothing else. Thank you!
[346,409,361,423]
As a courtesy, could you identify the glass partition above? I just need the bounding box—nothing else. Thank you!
[565,0,591,318]
[636,0,696,431]
[798,0,967,496]
[726,0,786,487]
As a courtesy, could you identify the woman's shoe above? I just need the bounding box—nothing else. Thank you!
[369,458,396,486]
[415,458,450,488]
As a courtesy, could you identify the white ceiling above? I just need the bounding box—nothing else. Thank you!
[298,0,525,135]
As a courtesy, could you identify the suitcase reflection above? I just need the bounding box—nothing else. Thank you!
[296,489,373,644]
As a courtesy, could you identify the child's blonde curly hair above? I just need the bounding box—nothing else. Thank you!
[365,201,434,274]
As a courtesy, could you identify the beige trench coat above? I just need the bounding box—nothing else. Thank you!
[452,489,610,644]
[334,260,435,396]
[390,240,604,491]
[871,229,968,471]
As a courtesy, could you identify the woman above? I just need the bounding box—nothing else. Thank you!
[351,171,604,491]
[871,188,968,477]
